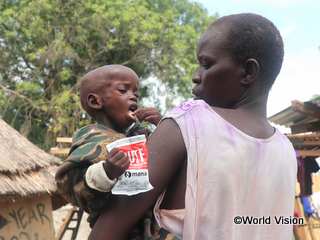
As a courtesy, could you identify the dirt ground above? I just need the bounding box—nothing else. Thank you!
[53,204,91,240]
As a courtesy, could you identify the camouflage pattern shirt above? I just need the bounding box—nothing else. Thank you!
[55,123,160,239]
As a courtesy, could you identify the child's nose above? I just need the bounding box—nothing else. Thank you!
[129,92,138,102]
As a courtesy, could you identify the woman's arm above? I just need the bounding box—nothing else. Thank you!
[89,118,187,240]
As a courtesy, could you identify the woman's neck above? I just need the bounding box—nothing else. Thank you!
[233,85,269,118]
[236,95,268,117]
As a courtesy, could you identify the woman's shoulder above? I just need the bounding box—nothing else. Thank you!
[164,99,208,119]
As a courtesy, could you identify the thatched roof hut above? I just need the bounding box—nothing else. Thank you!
[0,118,61,202]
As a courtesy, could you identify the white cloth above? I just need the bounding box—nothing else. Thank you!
[154,100,297,240]
[85,161,117,192]
[154,191,185,237]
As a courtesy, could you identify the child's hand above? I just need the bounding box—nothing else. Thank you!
[134,107,162,125]
[103,148,130,180]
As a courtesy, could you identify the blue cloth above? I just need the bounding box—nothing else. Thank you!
[301,196,314,216]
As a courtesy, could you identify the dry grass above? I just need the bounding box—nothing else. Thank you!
[0,119,61,199]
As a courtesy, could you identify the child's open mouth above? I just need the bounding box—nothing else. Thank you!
[128,103,138,119]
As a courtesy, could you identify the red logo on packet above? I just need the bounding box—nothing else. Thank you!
[107,135,153,195]
[118,140,148,170]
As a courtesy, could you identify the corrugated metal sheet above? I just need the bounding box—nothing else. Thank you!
[269,99,320,127]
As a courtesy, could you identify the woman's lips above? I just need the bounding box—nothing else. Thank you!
[192,85,199,95]
[192,85,202,100]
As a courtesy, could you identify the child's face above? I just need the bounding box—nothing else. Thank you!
[192,23,245,108]
[100,71,139,132]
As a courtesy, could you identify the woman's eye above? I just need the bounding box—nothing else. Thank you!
[201,63,211,69]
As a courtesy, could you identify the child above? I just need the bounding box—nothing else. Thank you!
[55,65,161,238]
[90,14,297,240]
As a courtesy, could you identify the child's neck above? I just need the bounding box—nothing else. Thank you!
[94,114,124,133]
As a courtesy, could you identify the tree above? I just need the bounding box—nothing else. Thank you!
[0,0,213,149]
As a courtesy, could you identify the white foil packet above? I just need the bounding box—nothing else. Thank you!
[106,135,153,196]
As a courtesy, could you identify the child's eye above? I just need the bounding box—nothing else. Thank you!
[117,88,127,94]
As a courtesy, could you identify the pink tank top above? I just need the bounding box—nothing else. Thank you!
[154,100,297,240]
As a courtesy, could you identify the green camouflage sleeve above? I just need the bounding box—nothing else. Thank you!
[55,122,158,234]
[55,124,125,212]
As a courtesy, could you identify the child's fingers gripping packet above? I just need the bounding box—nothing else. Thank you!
[106,135,153,196]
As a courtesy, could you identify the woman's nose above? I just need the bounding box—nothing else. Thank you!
[192,70,201,84]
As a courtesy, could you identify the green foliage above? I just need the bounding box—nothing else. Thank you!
[0,0,213,149]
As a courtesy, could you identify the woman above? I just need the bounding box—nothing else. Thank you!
[89,13,297,240]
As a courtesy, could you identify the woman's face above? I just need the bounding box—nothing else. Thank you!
[192,23,245,108]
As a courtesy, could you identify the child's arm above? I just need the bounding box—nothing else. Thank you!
[89,119,187,239]
[55,125,126,222]
[55,148,129,227]
[85,148,129,192]
[103,148,130,179]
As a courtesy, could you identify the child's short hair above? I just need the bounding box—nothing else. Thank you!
[78,65,138,119]
[209,13,284,91]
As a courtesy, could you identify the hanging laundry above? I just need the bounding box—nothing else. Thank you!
[297,156,320,196]
[300,196,314,217]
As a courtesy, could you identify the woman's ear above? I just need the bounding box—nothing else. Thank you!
[241,58,260,86]
[87,93,103,110]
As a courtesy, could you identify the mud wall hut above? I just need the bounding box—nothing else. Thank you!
[0,119,61,240]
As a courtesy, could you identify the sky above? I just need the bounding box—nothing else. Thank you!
[195,0,320,117]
